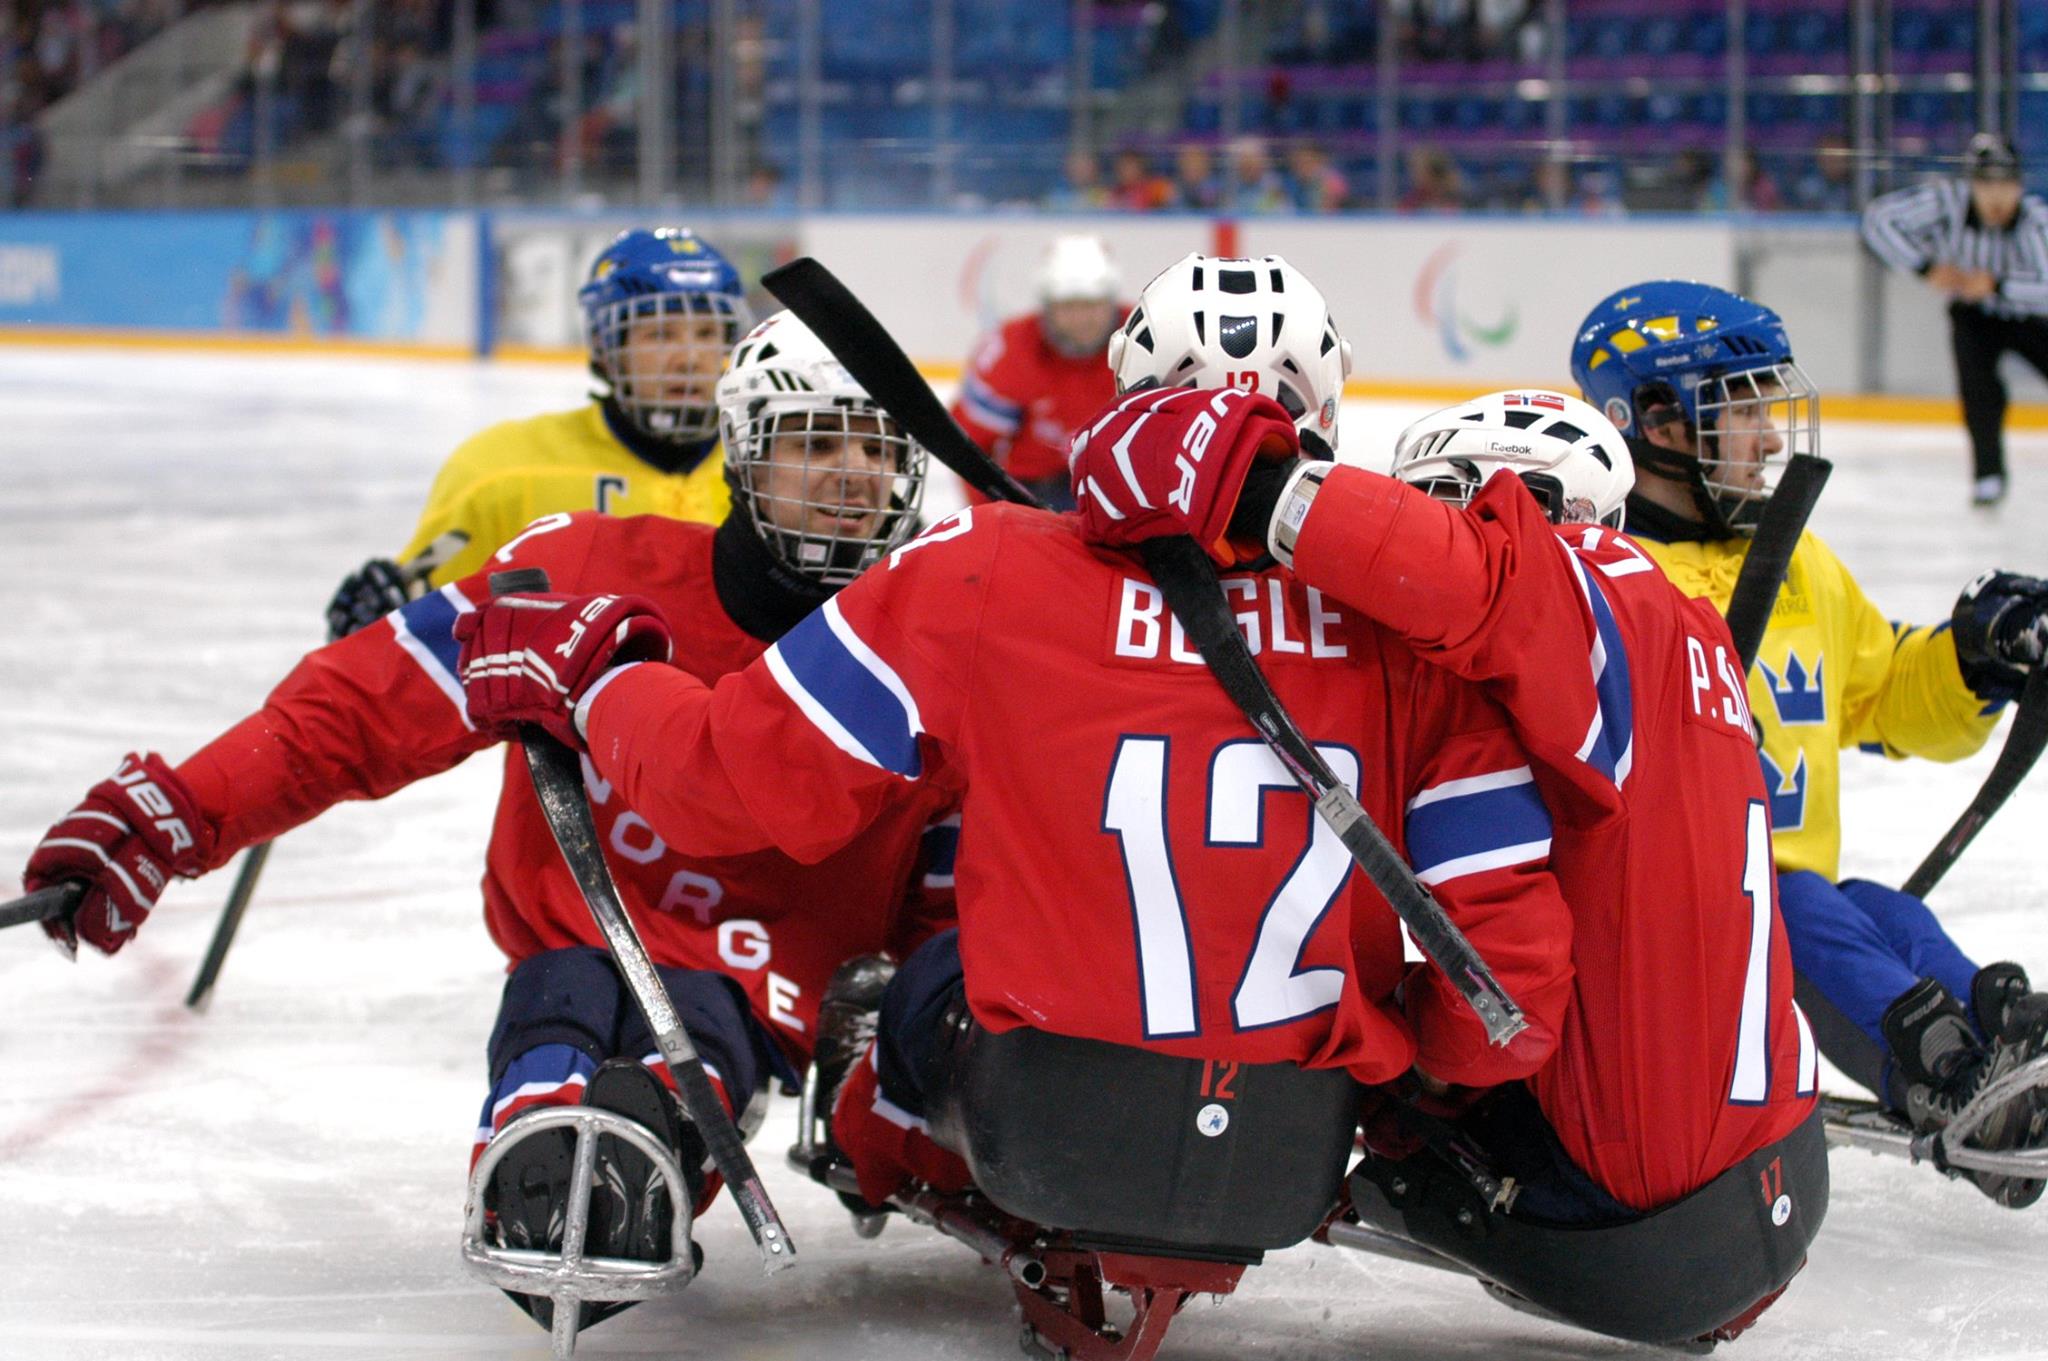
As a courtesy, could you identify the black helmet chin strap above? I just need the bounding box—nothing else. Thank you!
[1622,435,1742,542]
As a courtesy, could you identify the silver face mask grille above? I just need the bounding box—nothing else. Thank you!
[590,292,752,446]
[730,401,929,587]
[1693,360,1819,532]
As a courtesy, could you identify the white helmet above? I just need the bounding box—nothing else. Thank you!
[717,311,929,588]
[1107,252,1353,450]
[1037,234,1122,304]
[1392,389,1635,529]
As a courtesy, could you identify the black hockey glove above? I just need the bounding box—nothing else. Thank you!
[1953,569,2048,701]
[325,557,417,642]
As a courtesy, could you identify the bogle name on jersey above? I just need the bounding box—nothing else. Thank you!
[1107,573,1357,665]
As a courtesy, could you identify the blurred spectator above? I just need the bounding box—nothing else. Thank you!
[1049,148,1108,210]
[1227,135,1291,213]
[1706,147,1782,212]
[1108,148,1172,211]
[1788,133,1856,214]
[743,162,792,209]
[1400,0,1475,62]
[1399,144,1465,212]
[1171,142,1220,210]
[1288,142,1349,212]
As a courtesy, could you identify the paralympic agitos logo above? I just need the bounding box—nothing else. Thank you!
[1414,243,1518,362]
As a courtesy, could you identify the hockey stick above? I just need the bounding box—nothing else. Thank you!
[763,255,1526,1045]
[487,566,795,1273]
[761,257,1042,507]
[1140,537,1525,1043]
[1722,453,1832,673]
[185,531,469,1011]
[1901,665,2048,899]
[0,883,82,931]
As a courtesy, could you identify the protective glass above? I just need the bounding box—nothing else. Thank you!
[590,291,753,445]
[729,402,929,587]
[1692,360,1820,532]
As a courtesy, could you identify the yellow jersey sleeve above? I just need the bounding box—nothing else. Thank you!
[397,404,730,588]
[1819,538,1998,763]
[1635,530,1998,879]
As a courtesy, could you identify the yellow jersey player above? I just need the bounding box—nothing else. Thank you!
[1573,280,2048,1207]
[324,227,751,634]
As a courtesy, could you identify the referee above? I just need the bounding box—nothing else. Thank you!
[1863,133,2048,506]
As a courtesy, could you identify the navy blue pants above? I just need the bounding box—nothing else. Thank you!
[871,929,968,1123]
[477,947,794,1144]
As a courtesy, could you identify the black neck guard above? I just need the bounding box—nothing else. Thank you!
[1624,435,1745,541]
[597,397,720,477]
[712,512,835,642]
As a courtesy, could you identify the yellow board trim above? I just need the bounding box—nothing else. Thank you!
[6,327,2048,429]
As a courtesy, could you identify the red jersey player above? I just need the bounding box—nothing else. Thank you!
[19,312,956,1344]
[452,384,1579,1215]
[948,234,1128,510]
[1073,311,1824,1339]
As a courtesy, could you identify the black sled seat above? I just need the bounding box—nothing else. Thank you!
[1348,1109,1830,1346]
[928,1023,1363,1253]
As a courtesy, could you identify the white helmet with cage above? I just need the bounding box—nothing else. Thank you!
[1392,389,1635,529]
[716,311,929,588]
[1106,252,1353,449]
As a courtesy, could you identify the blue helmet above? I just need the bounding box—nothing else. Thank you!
[578,228,752,448]
[1569,280,1818,536]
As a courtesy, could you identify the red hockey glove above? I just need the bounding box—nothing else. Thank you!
[454,591,674,749]
[1070,386,1301,566]
[24,753,211,957]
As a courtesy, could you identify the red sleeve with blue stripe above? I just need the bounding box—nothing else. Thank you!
[949,329,1026,451]
[586,508,984,864]
[1394,720,1574,1087]
[1290,467,1639,800]
[175,513,603,866]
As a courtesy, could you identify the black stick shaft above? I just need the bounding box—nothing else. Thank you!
[1141,537,1527,1046]
[761,254,1525,1046]
[185,840,271,1010]
[1724,454,1832,672]
[0,883,82,931]
[1902,666,2048,899]
[487,567,795,1272]
[762,257,1046,509]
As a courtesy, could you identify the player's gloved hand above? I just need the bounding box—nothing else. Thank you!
[1952,569,2048,700]
[1070,387,1302,566]
[23,753,211,958]
[454,592,674,749]
[326,557,416,642]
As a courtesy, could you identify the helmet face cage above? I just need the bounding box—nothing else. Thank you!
[725,397,928,588]
[590,289,753,446]
[1690,359,1819,532]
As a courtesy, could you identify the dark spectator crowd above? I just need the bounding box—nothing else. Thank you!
[0,0,2001,217]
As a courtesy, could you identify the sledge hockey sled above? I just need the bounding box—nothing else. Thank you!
[1328,1108,1828,1348]
[795,1023,1363,1361]
[1821,1053,2048,1185]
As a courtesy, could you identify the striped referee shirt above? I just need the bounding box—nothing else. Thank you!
[1862,178,2048,319]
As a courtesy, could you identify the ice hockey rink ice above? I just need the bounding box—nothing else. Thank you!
[3,347,2047,1361]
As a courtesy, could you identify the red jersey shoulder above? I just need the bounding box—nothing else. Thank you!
[488,513,759,684]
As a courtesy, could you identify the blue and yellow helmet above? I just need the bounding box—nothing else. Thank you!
[1570,280,1817,536]
[578,228,752,448]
